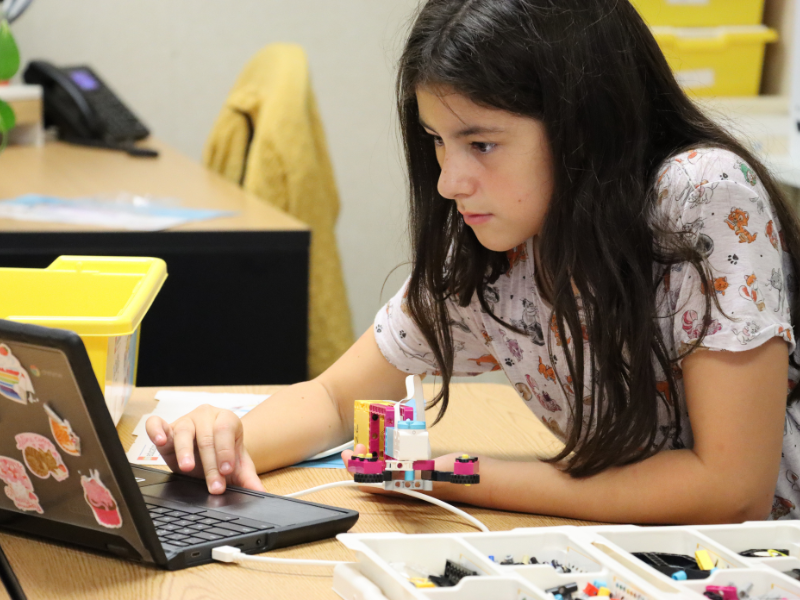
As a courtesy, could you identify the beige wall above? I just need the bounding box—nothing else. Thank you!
[9,0,420,341]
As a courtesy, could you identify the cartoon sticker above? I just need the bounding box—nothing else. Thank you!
[15,433,69,481]
[0,344,38,404]
[81,470,122,529]
[0,457,43,513]
[44,405,81,457]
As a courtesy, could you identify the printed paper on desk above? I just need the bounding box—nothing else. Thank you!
[0,195,236,231]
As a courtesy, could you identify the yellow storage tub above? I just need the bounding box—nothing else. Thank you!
[631,0,765,27]
[652,25,778,97]
[0,256,167,424]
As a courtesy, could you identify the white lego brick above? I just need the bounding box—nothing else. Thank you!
[383,479,432,492]
[385,460,418,471]
[392,429,431,461]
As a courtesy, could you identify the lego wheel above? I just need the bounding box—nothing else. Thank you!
[449,474,480,485]
[354,473,385,484]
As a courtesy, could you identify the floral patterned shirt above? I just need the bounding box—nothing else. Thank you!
[374,147,800,519]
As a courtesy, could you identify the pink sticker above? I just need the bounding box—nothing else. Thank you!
[15,433,69,481]
[0,344,38,405]
[44,405,81,457]
[81,470,122,529]
[0,456,43,513]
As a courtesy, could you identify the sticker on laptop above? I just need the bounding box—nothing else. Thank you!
[44,405,81,457]
[0,345,38,404]
[0,456,43,513]
[15,433,69,481]
[81,470,122,529]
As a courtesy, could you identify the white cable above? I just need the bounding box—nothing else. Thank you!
[392,488,490,533]
[286,480,490,533]
[307,440,353,461]
[212,545,347,566]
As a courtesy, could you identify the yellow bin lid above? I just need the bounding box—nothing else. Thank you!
[0,256,167,336]
[651,25,778,51]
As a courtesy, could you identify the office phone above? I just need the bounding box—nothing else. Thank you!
[23,61,158,157]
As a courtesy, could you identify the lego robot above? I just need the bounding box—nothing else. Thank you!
[346,375,480,491]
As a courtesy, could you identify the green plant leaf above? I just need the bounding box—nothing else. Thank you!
[0,19,20,80]
[0,99,15,133]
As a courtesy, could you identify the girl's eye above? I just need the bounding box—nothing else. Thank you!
[472,142,496,154]
[432,136,444,147]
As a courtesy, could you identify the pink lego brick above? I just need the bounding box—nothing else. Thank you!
[453,457,479,476]
[705,586,737,600]
[413,460,435,470]
[370,403,414,428]
[346,457,386,475]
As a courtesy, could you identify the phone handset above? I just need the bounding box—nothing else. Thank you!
[23,60,104,139]
[22,60,157,158]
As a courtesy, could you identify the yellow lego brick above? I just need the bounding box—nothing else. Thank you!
[597,587,610,596]
[409,577,435,588]
[695,549,714,571]
[353,400,396,450]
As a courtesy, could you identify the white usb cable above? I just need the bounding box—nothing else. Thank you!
[212,545,347,566]
[286,480,490,533]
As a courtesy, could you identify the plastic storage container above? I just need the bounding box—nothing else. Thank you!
[0,256,167,424]
[333,523,800,600]
[651,25,778,97]
[630,0,766,27]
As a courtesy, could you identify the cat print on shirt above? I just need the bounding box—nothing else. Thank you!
[511,298,545,347]
[525,374,562,412]
[726,208,758,244]
[739,273,766,312]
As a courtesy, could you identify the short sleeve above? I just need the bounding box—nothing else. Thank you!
[373,278,502,376]
[661,152,795,360]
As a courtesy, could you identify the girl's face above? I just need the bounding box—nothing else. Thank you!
[417,85,554,252]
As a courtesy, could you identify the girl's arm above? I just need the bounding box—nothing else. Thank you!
[243,328,409,473]
[415,337,788,524]
[147,327,409,493]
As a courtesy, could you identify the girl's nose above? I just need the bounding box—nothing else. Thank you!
[437,153,476,200]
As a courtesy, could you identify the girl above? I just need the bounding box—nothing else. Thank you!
[147,0,800,524]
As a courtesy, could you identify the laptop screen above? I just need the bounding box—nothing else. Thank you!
[0,338,151,562]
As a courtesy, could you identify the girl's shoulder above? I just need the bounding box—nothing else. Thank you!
[654,146,766,217]
[657,146,757,192]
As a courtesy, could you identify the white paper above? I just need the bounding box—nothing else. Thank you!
[127,391,269,465]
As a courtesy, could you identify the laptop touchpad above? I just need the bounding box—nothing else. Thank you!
[140,481,340,526]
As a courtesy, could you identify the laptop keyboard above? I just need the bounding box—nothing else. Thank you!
[147,503,263,548]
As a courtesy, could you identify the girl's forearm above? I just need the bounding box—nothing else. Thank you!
[457,450,773,524]
[241,380,352,474]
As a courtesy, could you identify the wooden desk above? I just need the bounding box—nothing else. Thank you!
[0,383,592,600]
[0,140,311,385]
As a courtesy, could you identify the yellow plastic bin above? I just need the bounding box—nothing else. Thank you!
[630,0,765,27]
[651,25,778,97]
[0,256,167,424]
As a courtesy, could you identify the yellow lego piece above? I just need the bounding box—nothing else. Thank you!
[353,400,395,451]
[695,549,714,571]
[409,577,435,588]
[597,587,610,596]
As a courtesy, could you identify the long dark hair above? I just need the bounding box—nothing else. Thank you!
[398,0,800,477]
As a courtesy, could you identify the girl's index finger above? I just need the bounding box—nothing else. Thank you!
[145,415,170,446]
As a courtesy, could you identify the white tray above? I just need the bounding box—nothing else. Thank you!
[333,523,800,600]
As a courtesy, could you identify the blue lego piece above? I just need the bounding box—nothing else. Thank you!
[409,421,425,430]
[405,470,415,481]
[385,427,395,457]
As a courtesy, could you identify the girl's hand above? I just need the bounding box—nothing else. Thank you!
[145,405,265,495]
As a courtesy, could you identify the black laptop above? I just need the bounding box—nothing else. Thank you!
[0,319,358,570]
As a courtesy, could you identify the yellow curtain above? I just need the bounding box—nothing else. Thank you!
[204,43,354,377]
